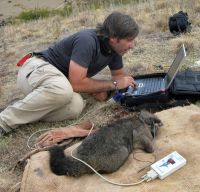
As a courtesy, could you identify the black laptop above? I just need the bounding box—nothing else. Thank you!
[125,44,187,97]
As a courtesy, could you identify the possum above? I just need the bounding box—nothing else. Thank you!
[49,111,162,176]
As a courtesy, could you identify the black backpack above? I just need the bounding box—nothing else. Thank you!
[169,11,191,35]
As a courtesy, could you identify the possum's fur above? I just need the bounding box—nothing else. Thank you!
[49,111,162,176]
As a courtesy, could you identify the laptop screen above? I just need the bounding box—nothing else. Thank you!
[165,44,187,89]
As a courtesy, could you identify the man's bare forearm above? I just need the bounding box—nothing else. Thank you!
[72,77,115,93]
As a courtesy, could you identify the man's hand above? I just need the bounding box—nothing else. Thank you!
[111,69,137,90]
[113,76,137,90]
[91,92,108,101]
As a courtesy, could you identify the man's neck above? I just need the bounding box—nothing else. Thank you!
[97,35,113,56]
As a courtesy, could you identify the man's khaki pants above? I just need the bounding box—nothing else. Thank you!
[0,57,85,132]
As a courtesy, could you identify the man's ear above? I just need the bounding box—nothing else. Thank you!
[109,37,117,44]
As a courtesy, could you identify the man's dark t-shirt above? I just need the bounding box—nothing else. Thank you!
[38,29,123,78]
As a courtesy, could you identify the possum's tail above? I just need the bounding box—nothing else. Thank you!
[49,146,89,176]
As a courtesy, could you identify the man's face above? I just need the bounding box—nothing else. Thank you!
[109,36,136,56]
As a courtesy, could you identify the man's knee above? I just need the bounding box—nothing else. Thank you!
[41,93,85,122]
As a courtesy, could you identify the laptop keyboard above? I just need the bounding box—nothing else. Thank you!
[126,77,164,96]
[138,78,163,94]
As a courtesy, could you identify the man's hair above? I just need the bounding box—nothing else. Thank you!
[96,11,139,39]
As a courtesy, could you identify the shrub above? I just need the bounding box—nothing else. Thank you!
[16,9,53,21]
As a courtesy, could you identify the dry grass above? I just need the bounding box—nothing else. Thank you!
[170,34,196,52]
[1,0,200,191]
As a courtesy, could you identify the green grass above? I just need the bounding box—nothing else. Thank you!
[16,8,72,22]
[16,9,53,21]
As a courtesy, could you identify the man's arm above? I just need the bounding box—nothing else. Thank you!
[69,60,136,93]
[68,60,115,93]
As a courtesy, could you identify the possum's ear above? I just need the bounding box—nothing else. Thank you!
[141,136,154,153]
[139,111,162,126]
